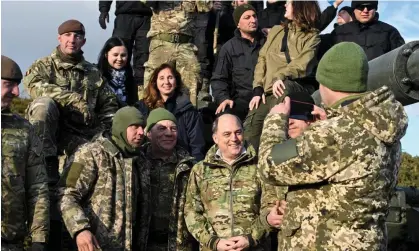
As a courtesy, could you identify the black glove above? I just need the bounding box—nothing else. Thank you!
[99,12,109,29]
[30,242,45,251]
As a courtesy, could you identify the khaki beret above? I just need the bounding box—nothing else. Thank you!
[58,19,85,35]
[1,55,22,81]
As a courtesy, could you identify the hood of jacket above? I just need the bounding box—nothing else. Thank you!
[331,86,408,144]
[165,93,194,115]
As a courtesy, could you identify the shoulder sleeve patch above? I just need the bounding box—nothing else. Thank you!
[64,162,84,188]
[271,138,299,165]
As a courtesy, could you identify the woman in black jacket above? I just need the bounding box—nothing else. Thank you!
[135,63,206,161]
[97,36,138,107]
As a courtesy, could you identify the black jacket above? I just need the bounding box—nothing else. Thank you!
[211,29,266,120]
[135,94,206,161]
[99,1,152,16]
[258,1,286,29]
[258,3,336,31]
[332,19,405,60]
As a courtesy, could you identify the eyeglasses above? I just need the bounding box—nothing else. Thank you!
[355,5,376,11]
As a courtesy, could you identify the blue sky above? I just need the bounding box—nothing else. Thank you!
[1,0,418,156]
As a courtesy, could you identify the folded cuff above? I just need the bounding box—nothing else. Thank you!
[253,87,264,97]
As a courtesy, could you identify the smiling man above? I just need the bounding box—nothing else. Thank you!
[23,18,118,250]
[332,0,405,60]
[136,108,197,251]
[58,106,146,251]
[185,113,281,251]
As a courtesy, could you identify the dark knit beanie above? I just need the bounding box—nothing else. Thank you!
[316,42,368,93]
[1,55,22,81]
[58,19,85,35]
[233,4,257,25]
[288,92,315,121]
[351,1,378,10]
[112,106,145,146]
[339,6,354,17]
[145,108,177,133]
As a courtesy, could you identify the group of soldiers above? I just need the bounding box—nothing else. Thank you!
[1,1,412,251]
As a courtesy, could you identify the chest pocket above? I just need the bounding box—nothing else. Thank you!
[232,168,259,205]
[201,171,230,203]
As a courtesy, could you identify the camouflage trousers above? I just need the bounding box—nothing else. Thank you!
[1,243,23,251]
[243,81,316,152]
[26,97,93,159]
[143,38,201,106]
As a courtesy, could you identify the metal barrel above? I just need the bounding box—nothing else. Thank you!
[368,40,419,106]
[311,40,419,106]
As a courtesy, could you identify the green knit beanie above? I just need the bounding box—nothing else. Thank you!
[316,42,369,93]
[233,4,256,25]
[112,106,145,153]
[145,108,177,133]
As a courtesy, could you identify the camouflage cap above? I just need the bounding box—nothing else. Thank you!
[58,19,85,35]
[1,55,23,81]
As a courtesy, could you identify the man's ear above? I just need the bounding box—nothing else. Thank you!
[212,134,218,145]
[147,131,152,140]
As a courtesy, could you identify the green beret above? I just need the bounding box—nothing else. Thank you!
[1,55,22,81]
[58,19,85,35]
[316,42,368,93]
[145,108,177,133]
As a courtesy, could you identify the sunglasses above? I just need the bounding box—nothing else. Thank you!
[355,5,376,11]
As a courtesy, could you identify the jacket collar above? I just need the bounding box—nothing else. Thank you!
[234,29,264,45]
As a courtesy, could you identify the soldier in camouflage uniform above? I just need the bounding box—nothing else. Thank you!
[142,1,213,106]
[136,108,197,251]
[57,106,146,251]
[184,114,280,251]
[23,20,118,250]
[258,42,409,250]
[1,55,49,251]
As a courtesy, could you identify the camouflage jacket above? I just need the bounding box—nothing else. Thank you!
[147,1,212,38]
[1,108,49,243]
[136,143,197,251]
[23,48,118,133]
[57,133,139,250]
[184,144,277,251]
[258,86,408,250]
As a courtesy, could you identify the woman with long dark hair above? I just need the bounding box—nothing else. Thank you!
[244,0,322,151]
[97,36,138,106]
[135,63,206,161]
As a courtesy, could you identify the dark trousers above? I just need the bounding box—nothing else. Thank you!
[113,14,151,87]
[194,12,211,81]
[243,81,316,152]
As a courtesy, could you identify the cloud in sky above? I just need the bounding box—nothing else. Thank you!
[2,0,419,155]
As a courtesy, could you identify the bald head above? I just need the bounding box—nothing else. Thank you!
[212,114,243,134]
[212,114,244,162]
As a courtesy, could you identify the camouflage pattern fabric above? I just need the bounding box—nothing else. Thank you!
[258,86,408,250]
[136,143,197,251]
[23,48,118,157]
[143,1,212,106]
[143,39,200,106]
[147,1,211,38]
[184,144,277,251]
[57,133,139,250]
[1,108,49,244]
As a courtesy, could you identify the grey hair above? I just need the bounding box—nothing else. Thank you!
[212,113,243,134]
